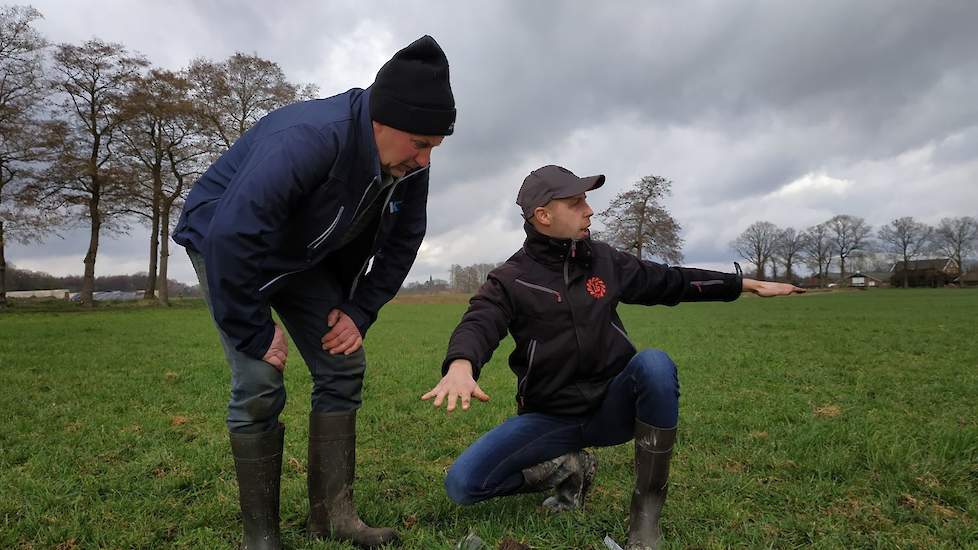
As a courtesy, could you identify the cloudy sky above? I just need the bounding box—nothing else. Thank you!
[9,0,978,284]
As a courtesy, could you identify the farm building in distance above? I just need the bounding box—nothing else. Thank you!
[890,258,958,288]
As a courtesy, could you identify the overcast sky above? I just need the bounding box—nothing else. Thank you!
[9,0,978,285]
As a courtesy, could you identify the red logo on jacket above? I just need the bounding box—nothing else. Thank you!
[586,276,607,299]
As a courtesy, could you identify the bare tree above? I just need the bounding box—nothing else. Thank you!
[0,5,56,306]
[119,68,201,300]
[187,53,316,156]
[731,221,779,280]
[596,175,684,264]
[803,223,833,287]
[774,227,805,283]
[934,216,978,287]
[878,216,933,288]
[157,83,208,305]
[34,39,148,306]
[827,214,872,279]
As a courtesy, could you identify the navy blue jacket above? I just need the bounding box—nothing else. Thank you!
[173,88,429,359]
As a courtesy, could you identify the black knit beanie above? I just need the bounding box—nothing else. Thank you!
[370,35,456,136]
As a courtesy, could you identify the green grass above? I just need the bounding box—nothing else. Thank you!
[2,289,977,549]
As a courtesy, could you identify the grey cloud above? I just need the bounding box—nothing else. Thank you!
[11,0,978,283]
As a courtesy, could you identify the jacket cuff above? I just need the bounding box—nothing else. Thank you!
[239,321,276,360]
[442,353,483,381]
[336,301,372,335]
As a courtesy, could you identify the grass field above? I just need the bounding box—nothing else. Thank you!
[2,289,977,549]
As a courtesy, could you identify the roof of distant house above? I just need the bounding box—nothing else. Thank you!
[892,258,953,271]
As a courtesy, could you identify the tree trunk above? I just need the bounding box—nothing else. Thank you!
[902,259,909,288]
[954,252,963,288]
[0,220,6,308]
[158,203,172,306]
[756,260,764,281]
[81,196,101,307]
[144,172,161,300]
[839,256,846,281]
[633,201,646,259]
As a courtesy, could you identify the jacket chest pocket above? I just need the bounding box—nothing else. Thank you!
[307,206,346,250]
[517,339,539,407]
[514,278,571,320]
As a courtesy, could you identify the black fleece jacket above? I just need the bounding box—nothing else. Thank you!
[441,223,743,416]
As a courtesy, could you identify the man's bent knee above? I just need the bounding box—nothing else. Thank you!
[228,366,286,433]
[444,465,485,505]
[633,349,678,386]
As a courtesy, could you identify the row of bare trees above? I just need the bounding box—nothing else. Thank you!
[0,5,315,307]
[732,215,978,287]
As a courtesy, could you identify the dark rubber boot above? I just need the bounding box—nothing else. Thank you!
[520,449,597,512]
[626,420,676,550]
[306,410,399,548]
[229,424,285,550]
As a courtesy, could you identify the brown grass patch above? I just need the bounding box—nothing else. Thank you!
[723,461,747,473]
[814,404,842,418]
[170,415,189,426]
[287,456,305,474]
[391,292,472,304]
[931,503,958,519]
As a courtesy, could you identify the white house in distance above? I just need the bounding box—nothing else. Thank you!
[6,289,70,299]
[846,273,885,288]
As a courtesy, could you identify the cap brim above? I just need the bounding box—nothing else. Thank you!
[553,174,605,199]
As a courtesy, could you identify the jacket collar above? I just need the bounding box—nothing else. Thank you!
[522,222,593,268]
[353,87,382,180]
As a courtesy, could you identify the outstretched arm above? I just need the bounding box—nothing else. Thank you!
[742,278,806,297]
[421,275,513,414]
[421,359,490,412]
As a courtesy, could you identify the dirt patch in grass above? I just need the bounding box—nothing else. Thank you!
[814,404,842,418]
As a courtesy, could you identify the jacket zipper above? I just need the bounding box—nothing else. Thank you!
[514,279,562,302]
[610,321,635,349]
[563,241,585,365]
[348,178,402,299]
[307,206,346,249]
[350,176,378,221]
[518,339,538,407]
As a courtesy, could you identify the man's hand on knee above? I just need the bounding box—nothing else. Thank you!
[263,323,289,371]
[322,308,363,355]
[421,359,490,413]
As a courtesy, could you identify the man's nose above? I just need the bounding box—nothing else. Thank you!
[416,148,432,167]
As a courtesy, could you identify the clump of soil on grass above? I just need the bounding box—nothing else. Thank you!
[497,538,530,550]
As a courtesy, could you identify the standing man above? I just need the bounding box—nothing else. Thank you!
[173,35,455,549]
[422,165,804,549]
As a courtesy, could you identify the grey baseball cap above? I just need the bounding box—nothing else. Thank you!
[516,165,605,219]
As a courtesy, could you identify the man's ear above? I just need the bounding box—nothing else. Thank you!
[533,206,550,226]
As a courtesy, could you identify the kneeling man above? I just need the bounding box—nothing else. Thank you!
[422,165,803,549]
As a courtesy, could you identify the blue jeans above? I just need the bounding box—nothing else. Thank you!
[189,250,367,434]
[445,349,679,505]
